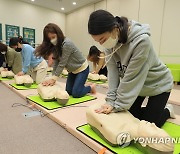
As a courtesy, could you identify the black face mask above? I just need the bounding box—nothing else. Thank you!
[15,48,22,52]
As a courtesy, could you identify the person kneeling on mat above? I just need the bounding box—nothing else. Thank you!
[9,37,48,84]
[88,10,175,128]
[87,46,107,77]
[0,42,22,74]
[35,23,96,98]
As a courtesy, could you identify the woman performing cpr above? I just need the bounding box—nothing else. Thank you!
[35,23,96,98]
[9,37,48,84]
[88,10,175,128]
[87,46,107,76]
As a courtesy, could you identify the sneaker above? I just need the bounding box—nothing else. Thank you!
[165,104,176,119]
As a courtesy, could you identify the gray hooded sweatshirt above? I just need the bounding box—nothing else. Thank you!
[105,20,173,111]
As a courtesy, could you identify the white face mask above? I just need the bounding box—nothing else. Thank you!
[1,51,6,54]
[102,34,118,49]
[50,37,57,46]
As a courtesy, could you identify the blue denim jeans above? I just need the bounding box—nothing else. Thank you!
[66,66,91,98]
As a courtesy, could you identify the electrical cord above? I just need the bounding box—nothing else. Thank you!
[12,103,36,111]
[12,93,89,118]
[12,93,42,115]
[12,102,88,118]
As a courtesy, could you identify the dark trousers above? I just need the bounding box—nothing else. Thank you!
[129,92,170,128]
[66,66,91,98]
[98,66,107,77]
[0,53,5,67]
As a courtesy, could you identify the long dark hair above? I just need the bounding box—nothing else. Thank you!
[87,46,101,63]
[35,23,65,60]
[88,10,129,44]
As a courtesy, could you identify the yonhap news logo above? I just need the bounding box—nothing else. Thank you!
[116,132,180,148]
[116,132,131,148]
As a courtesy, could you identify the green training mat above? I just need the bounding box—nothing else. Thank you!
[77,122,180,154]
[0,76,13,81]
[162,122,180,154]
[27,95,96,110]
[87,79,107,84]
[10,83,38,90]
[47,72,52,75]
[77,124,143,154]
[61,74,68,78]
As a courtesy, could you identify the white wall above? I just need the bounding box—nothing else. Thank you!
[0,0,66,44]
[1,0,179,63]
[159,0,180,63]
[66,0,180,64]
[107,0,139,21]
[138,0,164,55]
[66,4,94,57]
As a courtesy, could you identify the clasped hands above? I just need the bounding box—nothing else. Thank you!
[95,103,114,114]
[42,79,56,86]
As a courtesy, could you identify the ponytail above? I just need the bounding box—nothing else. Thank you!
[115,16,129,44]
